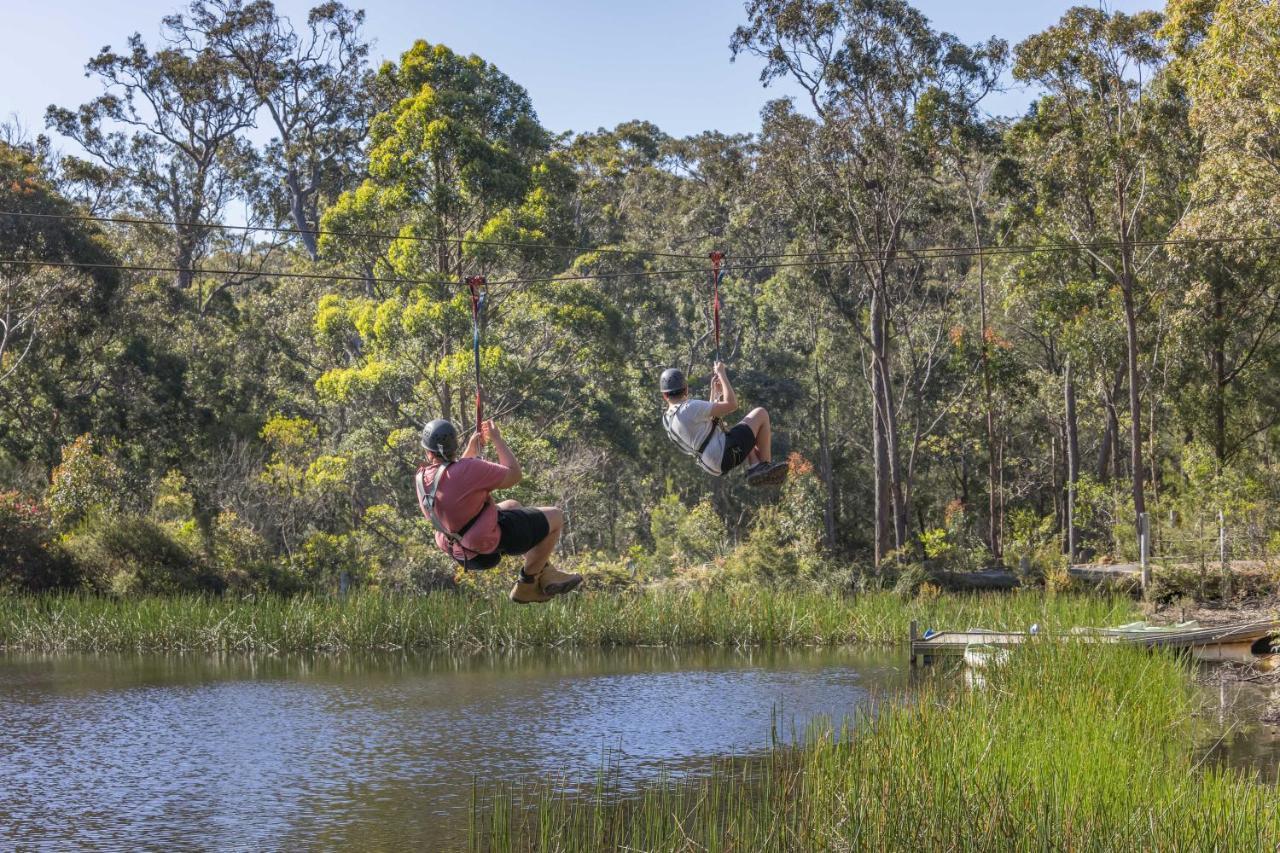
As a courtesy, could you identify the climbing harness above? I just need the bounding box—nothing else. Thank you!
[415,462,491,558]
[663,401,722,476]
[466,275,488,429]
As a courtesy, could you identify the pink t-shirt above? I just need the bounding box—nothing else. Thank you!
[417,458,509,558]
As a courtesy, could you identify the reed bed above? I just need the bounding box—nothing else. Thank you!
[471,642,1280,851]
[0,588,1139,652]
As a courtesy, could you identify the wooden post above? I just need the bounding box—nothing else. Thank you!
[1140,512,1150,592]
[1220,509,1231,600]
[910,620,918,666]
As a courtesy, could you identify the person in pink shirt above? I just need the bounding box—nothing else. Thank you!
[415,417,582,604]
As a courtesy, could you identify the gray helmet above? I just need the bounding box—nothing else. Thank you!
[659,367,687,395]
[421,418,459,460]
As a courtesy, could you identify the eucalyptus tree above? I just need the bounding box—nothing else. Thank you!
[734,0,1005,564]
[169,0,374,259]
[1163,0,1280,461]
[1012,6,1193,529]
[47,23,258,292]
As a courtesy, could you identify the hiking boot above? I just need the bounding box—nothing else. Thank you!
[510,572,552,605]
[745,460,789,487]
[537,564,583,597]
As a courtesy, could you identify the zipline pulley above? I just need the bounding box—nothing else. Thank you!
[709,251,724,364]
[465,275,488,429]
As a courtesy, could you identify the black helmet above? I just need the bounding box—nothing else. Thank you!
[659,367,687,395]
[421,418,459,460]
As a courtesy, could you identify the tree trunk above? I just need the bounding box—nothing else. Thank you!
[1213,276,1226,461]
[871,288,892,566]
[1064,357,1080,561]
[816,370,837,550]
[285,169,319,260]
[1123,285,1145,526]
[969,194,999,558]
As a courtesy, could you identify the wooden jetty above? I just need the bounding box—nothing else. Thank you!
[909,619,1280,665]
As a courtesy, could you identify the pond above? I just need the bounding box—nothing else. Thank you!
[0,647,913,849]
[3,647,1277,848]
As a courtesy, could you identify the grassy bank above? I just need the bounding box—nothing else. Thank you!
[473,642,1280,850]
[0,588,1139,652]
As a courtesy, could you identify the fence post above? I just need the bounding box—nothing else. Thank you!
[1066,480,1076,564]
[1219,509,1231,600]
[1140,512,1150,592]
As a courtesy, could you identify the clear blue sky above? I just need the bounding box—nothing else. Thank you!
[4,0,1156,143]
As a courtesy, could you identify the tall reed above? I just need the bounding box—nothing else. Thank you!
[0,588,1139,652]
[471,642,1280,850]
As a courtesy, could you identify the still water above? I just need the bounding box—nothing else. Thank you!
[0,647,912,849]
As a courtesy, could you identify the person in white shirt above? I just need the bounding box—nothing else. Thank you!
[659,362,787,486]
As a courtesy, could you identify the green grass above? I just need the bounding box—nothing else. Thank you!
[0,588,1139,652]
[471,642,1280,851]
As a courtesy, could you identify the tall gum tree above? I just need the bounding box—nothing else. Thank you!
[1012,7,1193,532]
[47,25,258,292]
[1164,0,1280,462]
[734,0,1004,565]
[170,0,374,260]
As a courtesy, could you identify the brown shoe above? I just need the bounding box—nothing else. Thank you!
[537,564,583,597]
[509,573,551,604]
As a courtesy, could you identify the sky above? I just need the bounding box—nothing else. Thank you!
[2,0,1157,144]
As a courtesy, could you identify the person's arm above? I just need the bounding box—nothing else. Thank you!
[486,421,522,489]
[460,428,486,459]
[709,361,737,417]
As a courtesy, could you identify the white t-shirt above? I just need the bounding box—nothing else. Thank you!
[663,398,725,474]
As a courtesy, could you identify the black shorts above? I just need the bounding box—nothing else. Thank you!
[459,508,552,570]
[720,423,756,474]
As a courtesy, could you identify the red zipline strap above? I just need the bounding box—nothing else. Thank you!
[709,251,724,363]
[465,275,487,429]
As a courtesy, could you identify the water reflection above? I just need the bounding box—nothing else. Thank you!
[0,647,910,849]
[1202,674,1280,783]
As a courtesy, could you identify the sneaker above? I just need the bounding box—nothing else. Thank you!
[746,460,788,487]
[509,572,552,604]
[537,564,583,597]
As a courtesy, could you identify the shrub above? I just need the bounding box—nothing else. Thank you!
[209,510,300,593]
[0,491,80,591]
[63,514,221,595]
[651,492,728,573]
[569,552,641,592]
[45,434,131,530]
[892,562,931,600]
[729,507,795,583]
[1044,564,1079,596]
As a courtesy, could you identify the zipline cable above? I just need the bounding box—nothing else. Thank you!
[724,232,1280,263]
[7,230,1280,289]
[7,206,1280,270]
[466,275,487,429]
[0,209,705,261]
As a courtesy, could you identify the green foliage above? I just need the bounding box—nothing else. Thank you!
[649,493,728,574]
[45,435,131,530]
[0,491,80,592]
[13,0,1280,598]
[0,588,1139,652]
[63,514,220,595]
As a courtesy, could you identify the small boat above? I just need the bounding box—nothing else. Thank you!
[911,619,1279,664]
[963,642,1011,669]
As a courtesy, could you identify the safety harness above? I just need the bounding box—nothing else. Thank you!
[415,462,491,557]
[663,402,724,476]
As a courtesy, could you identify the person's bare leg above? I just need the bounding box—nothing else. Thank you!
[747,447,762,467]
[523,506,563,575]
[741,407,772,464]
[497,499,522,510]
